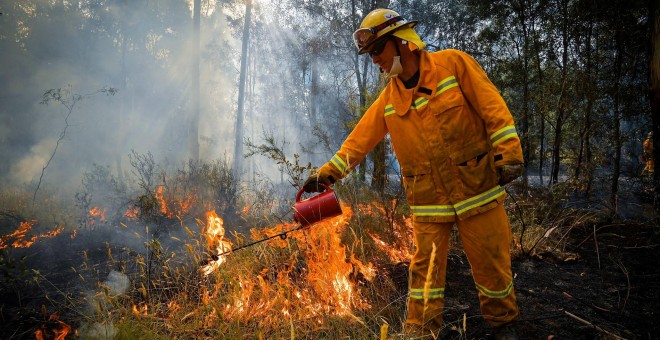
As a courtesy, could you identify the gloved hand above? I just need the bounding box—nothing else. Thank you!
[302,172,336,193]
[498,164,524,186]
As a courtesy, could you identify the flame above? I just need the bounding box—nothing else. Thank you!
[0,221,37,249]
[174,192,196,217]
[124,206,139,220]
[367,218,414,262]
[211,205,373,323]
[132,303,148,316]
[35,312,72,340]
[88,207,106,221]
[0,220,65,250]
[40,226,64,239]
[193,205,378,329]
[360,202,415,263]
[201,210,233,275]
[155,186,169,216]
[154,186,196,218]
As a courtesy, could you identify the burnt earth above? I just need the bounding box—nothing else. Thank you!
[437,221,660,339]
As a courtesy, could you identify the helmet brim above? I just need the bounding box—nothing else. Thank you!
[357,21,418,55]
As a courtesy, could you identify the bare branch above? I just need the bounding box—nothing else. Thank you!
[32,85,117,205]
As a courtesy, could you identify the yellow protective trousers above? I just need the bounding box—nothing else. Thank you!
[643,159,654,175]
[405,203,519,331]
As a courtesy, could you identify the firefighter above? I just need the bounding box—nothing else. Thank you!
[642,131,654,176]
[303,8,523,339]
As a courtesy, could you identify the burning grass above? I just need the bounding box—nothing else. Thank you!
[106,203,397,338]
[0,179,411,338]
[1,157,631,339]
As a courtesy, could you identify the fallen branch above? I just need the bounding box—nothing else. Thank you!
[562,291,611,313]
[612,258,630,313]
[563,310,626,340]
[622,244,658,249]
[594,224,601,269]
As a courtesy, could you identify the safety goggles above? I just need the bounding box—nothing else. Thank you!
[367,38,390,56]
[352,16,403,50]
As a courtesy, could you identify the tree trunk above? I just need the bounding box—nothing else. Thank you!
[371,141,386,193]
[353,47,370,183]
[610,7,624,217]
[116,33,127,183]
[189,0,201,161]
[310,39,319,128]
[233,0,252,177]
[649,0,660,217]
[539,116,545,185]
[534,23,546,186]
[576,8,595,196]
[551,0,570,185]
[513,0,531,187]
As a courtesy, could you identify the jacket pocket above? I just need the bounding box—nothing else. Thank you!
[433,90,464,114]
[431,91,468,143]
[450,141,497,195]
[402,162,438,205]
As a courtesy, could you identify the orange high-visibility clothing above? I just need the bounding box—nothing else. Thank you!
[406,204,519,330]
[318,49,523,330]
[643,137,654,174]
[319,49,523,221]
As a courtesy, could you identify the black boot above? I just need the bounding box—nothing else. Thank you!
[493,322,519,340]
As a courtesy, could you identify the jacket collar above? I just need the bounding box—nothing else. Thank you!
[386,50,438,116]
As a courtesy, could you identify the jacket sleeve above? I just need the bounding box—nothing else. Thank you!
[317,96,389,181]
[448,50,524,167]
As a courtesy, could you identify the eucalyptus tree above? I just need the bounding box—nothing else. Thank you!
[585,0,649,215]
[238,0,390,188]
[191,0,202,161]
[547,0,576,185]
[232,0,251,176]
[295,0,391,188]
[572,0,599,194]
[466,0,549,187]
[0,0,211,186]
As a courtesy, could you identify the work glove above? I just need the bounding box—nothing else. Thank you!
[302,171,336,193]
[498,164,524,186]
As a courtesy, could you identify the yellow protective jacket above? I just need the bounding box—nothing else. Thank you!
[644,137,653,160]
[319,49,524,222]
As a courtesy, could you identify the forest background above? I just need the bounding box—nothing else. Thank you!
[0,0,659,339]
[1,0,656,203]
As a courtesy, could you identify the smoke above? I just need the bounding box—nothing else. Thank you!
[0,0,357,195]
[9,138,56,183]
[1,2,230,188]
[102,270,130,296]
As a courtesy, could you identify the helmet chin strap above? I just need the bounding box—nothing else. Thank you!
[388,38,404,78]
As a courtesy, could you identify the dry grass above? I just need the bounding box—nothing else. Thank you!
[505,182,607,261]
[2,159,612,339]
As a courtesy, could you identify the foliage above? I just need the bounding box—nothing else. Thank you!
[245,131,313,189]
[1,152,657,338]
[0,0,657,337]
[506,182,607,260]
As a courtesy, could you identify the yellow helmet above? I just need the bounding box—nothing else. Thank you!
[353,8,423,55]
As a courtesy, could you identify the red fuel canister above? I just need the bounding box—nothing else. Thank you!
[293,184,342,226]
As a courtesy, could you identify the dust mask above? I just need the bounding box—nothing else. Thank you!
[388,39,404,78]
[388,56,403,78]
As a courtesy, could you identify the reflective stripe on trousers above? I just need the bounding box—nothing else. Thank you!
[406,203,519,330]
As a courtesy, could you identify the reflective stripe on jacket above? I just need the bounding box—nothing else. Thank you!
[319,49,524,222]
